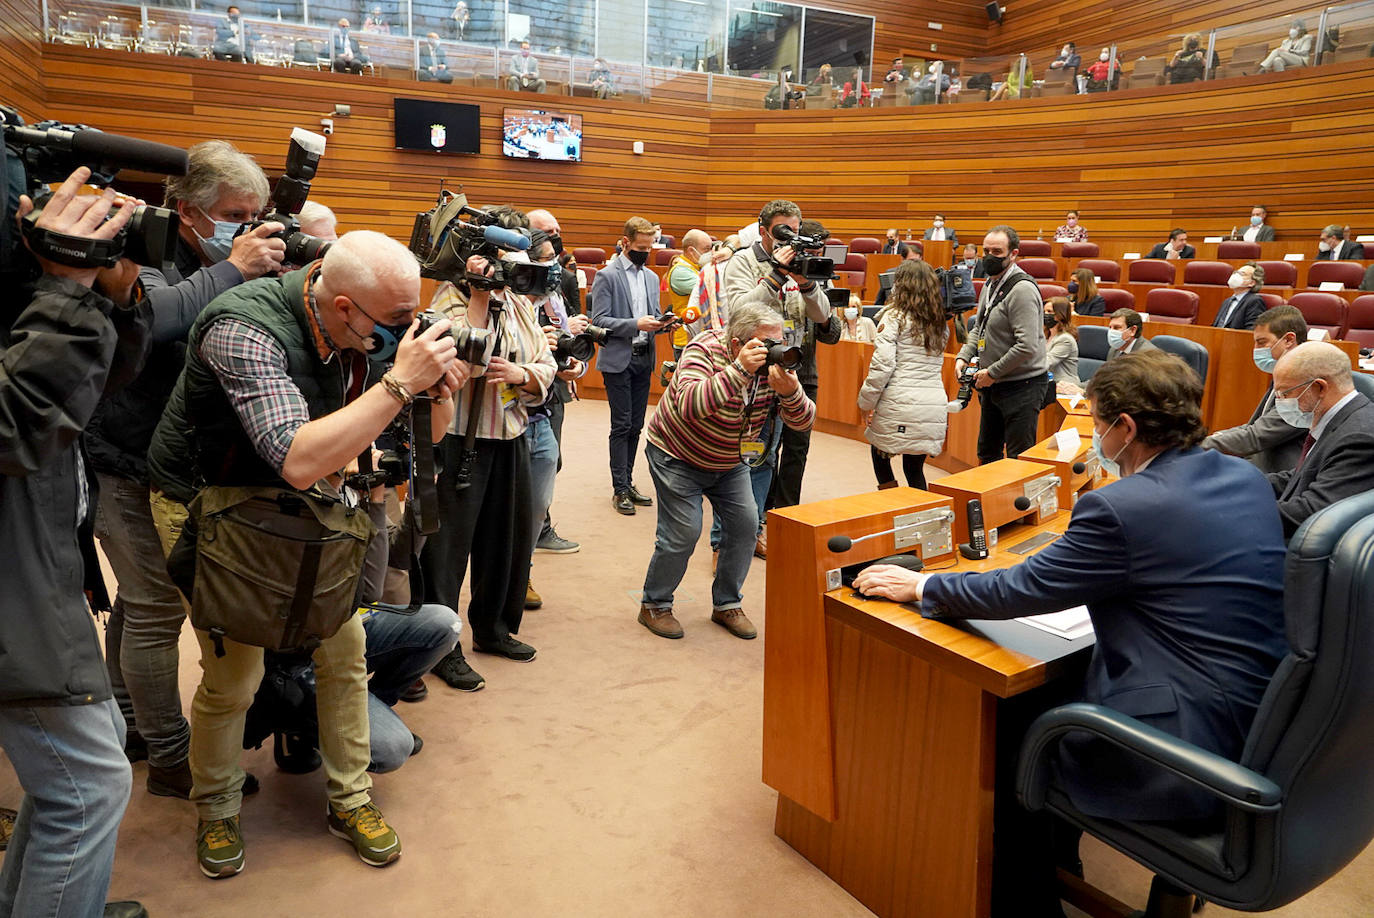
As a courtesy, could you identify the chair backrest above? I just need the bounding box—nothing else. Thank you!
[1128,259,1176,284]
[1144,287,1199,324]
[1150,334,1208,383]
[1353,372,1374,401]
[1288,292,1350,339]
[1060,242,1099,258]
[1133,57,1166,78]
[1038,284,1067,301]
[1018,257,1058,280]
[1018,240,1053,257]
[973,279,984,299]
[572,247,606,266]
[1217,240,1262,259]
[1077,259,1121,283]
[1345,295,1374,349]
[653,247,681,266]
[849,236,882,254]
[842,252,868,273]
[1257,260,1299,287]
[1308,261,1365,289]
[1183,260,1235,286]
[658,234,676,248]
[1077,323,1109,361]
[1099,288,1136,312]
[1259,292,1287,310]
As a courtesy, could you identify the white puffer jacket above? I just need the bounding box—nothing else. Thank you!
[858,309,949,456]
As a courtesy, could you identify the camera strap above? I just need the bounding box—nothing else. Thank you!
[409,399,440,535]
[20,213,125,268]
[972,272,1037,345]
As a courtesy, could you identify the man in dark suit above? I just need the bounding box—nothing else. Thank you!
[959,243,986,278]
[921,213,957,247]
[212,6,253,63]
[881,229,907,256]
[418,32,453,82]
[1267,341,1374,537]
[1146,227,1195,260]
[1202,305,1308,472]
[1316,223,1366,261]
[873,242,923,307]
[330,18,368,74]
[1106,308,1157,360]
[855,350,1287,913]
[590,216,673,515]
[1212,261,1267,330]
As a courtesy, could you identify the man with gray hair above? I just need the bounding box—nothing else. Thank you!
[636,300,815,641]
[1316,223,1366,261]
[1267,340,1374,536]
[86,139,285,796]
[148,230,464,878]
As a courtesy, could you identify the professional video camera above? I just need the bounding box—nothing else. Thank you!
[769,224,834,281]
[236,127,332,264]
[409,188,558,296]
[1,105,187,274]
[937,264,977,318]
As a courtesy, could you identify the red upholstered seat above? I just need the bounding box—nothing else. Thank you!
[1060,242,1099,257]
[653,248,681,266]
[1099,288,1136,312]
[849,237,882,254]
[1076,259,1121,283]
[1018,240,1052,256]
[1038,284,1068,301]
[1018,257,1058,280]
[1217,240,1261,259]
[1307,261,1366,290]
[842,252,868,273]
[1346,295,1374,349]
[578,265,598,288]
[838,271,866,290]
[1145,287,1199,324]
[1259,292,1287,310]
[1257,260,1298,287]
[1128,260,1176,284]
[973,279,984,298]
[573,247,606,266]
[1183,260,1235,286]
[1289,292,1350,340]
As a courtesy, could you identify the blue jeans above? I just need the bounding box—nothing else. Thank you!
[641,443,757,612]
[524,414,559,549]
[0,699,131,918]
[710,413,780,549]
[363,602,462,773]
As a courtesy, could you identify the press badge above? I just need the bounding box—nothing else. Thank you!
[501,385,519,408]
[740,440,766,465]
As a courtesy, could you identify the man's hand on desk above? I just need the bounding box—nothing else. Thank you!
[852,565,928,603]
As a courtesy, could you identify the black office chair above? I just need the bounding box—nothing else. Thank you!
[1151,335,1209,386]
[1017,490,1374,916]
[1077,325,1108,381]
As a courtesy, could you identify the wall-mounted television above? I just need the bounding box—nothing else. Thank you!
[502,109,583,162]
[394,98,481,154]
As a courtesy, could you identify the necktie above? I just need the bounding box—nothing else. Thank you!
[1297,433,1316,468]
[1217,297,1236,327]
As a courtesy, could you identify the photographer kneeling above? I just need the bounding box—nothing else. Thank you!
[637,301,815,641]
[147,230,462,878]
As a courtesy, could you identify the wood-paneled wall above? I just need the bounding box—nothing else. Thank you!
[820,0,991,64]
[1,0,45,119]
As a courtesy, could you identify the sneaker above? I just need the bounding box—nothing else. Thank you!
[535,528,580,553]
[328,801,402,867]
[525,580,543,610]
[473,634,537,662]
[196,815,244,879]
[711,608,758,640]
[432,650,485,691]
[399,678,428,703]
[638,604,684,639]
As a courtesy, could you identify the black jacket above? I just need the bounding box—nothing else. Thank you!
[1,274,152,706]
[1213,290,1265,330]
[1316,240,1366,261]
[1075,293,1107,316]
[1146,242,1195,259]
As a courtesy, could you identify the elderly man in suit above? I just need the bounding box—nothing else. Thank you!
[1212,261,1267,330]
[1146,228,1195,260]
[1316,224,1366,261]
[1267,341,1374,537]
[591,216,673,515]
[418,33,453,82]
[855,350,1288,915]
[1203,305,1308,472]
[330,18,368,73]
[1106,308,1157,359]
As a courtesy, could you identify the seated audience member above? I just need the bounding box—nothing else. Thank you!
[1213,262,1266,330]
[330,19,368,73]
[1048,42,1081,74]
[1260,20,1314,72]
[922,214,957,246]
[1202,305,1308,472]
[1043,296,1080,389]
[883,57,908,84]
[990,59,1033,100]
[1055,210,1088,242]
[1237,205,1276,242]
[1106,307,1156,358]
[839,293,877,343]
[636,302,816,641]
[419,32,453,82]
[1317,223,1366,261]
[362,5,390,33]
[1362,263,1374,292]
[1167,33,1208,83]
[807,63,834,95]
[882,229,908,256]
[960,243,986,278]
[1068,267,1105,316]
[1267,341,1374,537]
[874,242,924,307]
[839,68,870,107]
[508,41,546,92]
[908,62,951,105]
[1147,228,1194,260]
[589,57,616,99]
[212,6,253,63]
[1084,48,1120,92]
[855,350,1288,917]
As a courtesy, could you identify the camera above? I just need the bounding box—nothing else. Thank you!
[770,224,834,281]
[949,355,979,413]
[658,360,677,387]
[319,118,334,136]
[409,188,557,295]
[236,127,332,264]
[550,324,609,368]
[760,337,802,371]
[414,308,496,368]
[938,264,977,318]
[2,105,187,273]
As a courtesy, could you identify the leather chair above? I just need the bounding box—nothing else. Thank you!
[1099,288,1136,312]
[572,247,606,266]
[1150,334,1209,384]
[1128,260,1177,285]
[653,247,681,266]
[1353,371,1374,401]
[1060,242,1099,258]
[1018,240,1053,257]
[1144,288,1199,324]
[658,234,676,248]
[1182,260,1234,286]
[1217,240,1261,259]
[1019,257,1058,280]
[1257,260,1298,287]
[1038,284,1068,301]
[1307,261,1366,290]
[1018,490,1374,917]
[1077,324,1109,381]
[1076,259,1121,283]
[848,236,882,254]
[1258,292,1287,310]
[1344,295,1374,349]
[842,252,868,274]
[1288,292,1349,340]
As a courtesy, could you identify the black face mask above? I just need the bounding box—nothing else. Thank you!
[1043,313,1058,330]
[1067,281,1079,295]
[627,249,649,267]
[982,252,1007,276]
[549,233,564,256]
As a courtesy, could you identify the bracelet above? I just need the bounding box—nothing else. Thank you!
[798,280,817,293]
[379,371,414,407]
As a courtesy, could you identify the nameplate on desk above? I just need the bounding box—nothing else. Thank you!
[1054,428,1081,455]
[1284,253,1305,261]
[1016,605,1094,640]
[1358,235,1374,243]
[1203,236,1224,243]
[1122,252,1141,260]
[1092,275,1101,283]
[1318,281,1345,292]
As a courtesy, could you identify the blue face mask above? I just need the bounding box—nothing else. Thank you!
[1275,381,1316,429]
[347,299,411,363]
[1250,215,1263,226]
[1253,346,1277,373]
[1092,416,1129,478]
[1106,328,1125,349]
[194,209,241,263]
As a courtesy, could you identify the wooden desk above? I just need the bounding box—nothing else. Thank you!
[766,502,1092,918]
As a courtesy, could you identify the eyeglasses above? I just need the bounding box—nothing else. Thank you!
[1277,378,1318,398]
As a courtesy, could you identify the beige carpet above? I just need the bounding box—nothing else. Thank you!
[5,398,1370,916]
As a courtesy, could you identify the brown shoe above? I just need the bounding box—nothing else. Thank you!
[754,532,767,560]
[638,604,684,639]
[525,580,543,610]
[711,608,758,640]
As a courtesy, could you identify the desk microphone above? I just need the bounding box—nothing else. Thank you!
[827,514,952,553]
[1013,476,1062,512]
[1071,461,1087,474]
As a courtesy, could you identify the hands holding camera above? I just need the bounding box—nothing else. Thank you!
[485,354,532,390]
[543,325,584,380]
[17,166,139,296]
[228,221,287,280]
[391,314,468,400]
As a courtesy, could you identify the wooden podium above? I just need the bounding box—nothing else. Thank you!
[764,493,1094,918]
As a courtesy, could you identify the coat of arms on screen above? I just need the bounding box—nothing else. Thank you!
[430,124,446,149]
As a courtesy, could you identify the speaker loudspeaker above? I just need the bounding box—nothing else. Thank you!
[985,2,1003,23]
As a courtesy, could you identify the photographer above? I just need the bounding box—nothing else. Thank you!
[146,231,460,878]
[637,301,815,642]
[956,225,1048,465]
[2,167,153,918]
[87,140,283,798]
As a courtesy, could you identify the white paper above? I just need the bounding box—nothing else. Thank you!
[1309,328,1329,342]
[1357,235,1374,243]
[1066,392,1084,409]
[1203,236,1224,243]
[1318,281,1345,292]
[1092,275,1101,283]
[1123,252,1141,260]
[1017,605,1094,640]
[1054,429,1081,456]
[1284,253,1305,261]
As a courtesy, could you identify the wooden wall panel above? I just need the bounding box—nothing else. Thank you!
[1,0,45,119]
[820,0,991,64]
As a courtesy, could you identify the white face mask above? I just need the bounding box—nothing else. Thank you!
[1275,382,1316,428]
[1066,216,1077,226]
[843,306,859,320]
[1099,52,1109,62]
[1227,272,1246,289]
[1289,28,1300,39]
[1092,416,1130,478]
[1318,240,1332,252]
[933,220,944,229]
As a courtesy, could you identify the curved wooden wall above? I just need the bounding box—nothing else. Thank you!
[0,0,45,118]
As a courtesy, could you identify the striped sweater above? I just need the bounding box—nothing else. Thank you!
[646,328,815,471]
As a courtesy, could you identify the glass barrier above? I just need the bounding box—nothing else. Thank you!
[952,54,1025,104]
[1029,43,1084,95]
[727,1,801,77]
[1317,0,1374,65]
[1205,7,1326,80]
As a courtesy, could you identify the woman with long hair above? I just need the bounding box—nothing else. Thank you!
[1043,296,1080,393]
[1069,266,1106,316]
[858,260,949,489]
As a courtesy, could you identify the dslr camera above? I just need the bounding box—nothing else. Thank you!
[760,337,802,371]
[949,355,979,413]
[409,188,558,296]
[769,224,833,281]
[414,308,496,368]
[235,127,332,264]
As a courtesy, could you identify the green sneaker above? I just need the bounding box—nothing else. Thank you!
[196,816,244,879]
[328,802,402,867]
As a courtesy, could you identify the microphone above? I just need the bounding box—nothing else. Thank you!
[1071,461,1087,474]
[482,224,530,250]
[827,514,952,553]
[2,123,194,177]
[1013,476,1061,512]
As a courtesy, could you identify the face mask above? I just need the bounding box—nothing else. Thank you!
[1318,241,1332,253]
[626,248,649,267]
[1253,346,1278,373]
[1228,272,1246,290]
[964,257,976,268]
[1043,313,1058,330]
[194,209,240,263]
[1289,28,1299,38]
[1250,215,1263,226]
[1066,217,1077,226]
[347,300,410,362]
[1092,417,1130,478]
[1275,384,1316,429]
[521,49,530,57]
[1067,281,1079,295]
[1099,52,1109,62]
[537,259,563,294]
[844,307,859,320]
[933,220,944,229]
[982,252,1006,276]
[548,233,563,255]
[1106,327,1125,349]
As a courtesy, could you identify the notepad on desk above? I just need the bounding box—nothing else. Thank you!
[1016,605,1094,640]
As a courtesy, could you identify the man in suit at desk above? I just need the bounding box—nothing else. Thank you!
[1212,262,1267,330]
[419,33,453,82]
[922,214,957,247]
[1234,205,1276,243]
[1316,223,1366,261]
[855,350,1287,916]
[1202,305,1307,472]
[873,242,923,307]
[881,229,907,256]
[1266,341,1374,537]
[1146,228,1195,260]
[1106,308,1156,359]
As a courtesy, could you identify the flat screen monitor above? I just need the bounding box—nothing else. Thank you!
[502,109,583,162]
[394,97,481,154]
[822,243,849,264]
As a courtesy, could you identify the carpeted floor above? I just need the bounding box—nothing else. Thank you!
[5,397,1369,917]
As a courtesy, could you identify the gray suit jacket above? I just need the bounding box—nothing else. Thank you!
[1201,382,1305,474]
[1107,336,1157,361]
[1267,393,1374,537]
[589,256,664,375]
[1249,224,1276,242]
[1315,240,1366,261]
[922,227,959,247]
